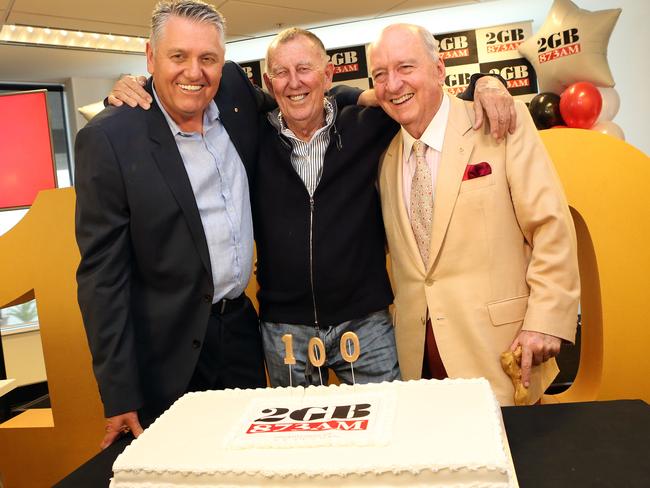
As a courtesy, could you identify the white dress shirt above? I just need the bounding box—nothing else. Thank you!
[153,84,253,303]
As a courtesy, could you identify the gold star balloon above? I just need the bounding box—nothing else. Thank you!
[518,0,621,94]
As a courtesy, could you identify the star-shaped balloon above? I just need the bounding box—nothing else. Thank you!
[518,0,620,94]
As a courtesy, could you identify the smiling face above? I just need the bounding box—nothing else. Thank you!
[146,15,224,132]
[369,24,446,139]
[263,34,334,140]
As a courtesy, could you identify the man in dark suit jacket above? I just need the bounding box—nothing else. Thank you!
[75,0,269,448]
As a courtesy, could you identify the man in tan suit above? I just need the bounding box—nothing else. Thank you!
[369,24,579,405]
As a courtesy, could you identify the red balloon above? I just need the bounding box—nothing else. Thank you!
[559,82,602,129]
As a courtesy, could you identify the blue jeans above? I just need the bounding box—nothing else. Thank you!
[261,309,400,387]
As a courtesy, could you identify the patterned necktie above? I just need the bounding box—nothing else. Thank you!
[410,140,433,266]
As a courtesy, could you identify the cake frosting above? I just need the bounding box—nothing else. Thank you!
[110,378,515,487]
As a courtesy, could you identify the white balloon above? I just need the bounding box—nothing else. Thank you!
[518,0,621,94]
[596,87,620,122]
[592,121,625,141]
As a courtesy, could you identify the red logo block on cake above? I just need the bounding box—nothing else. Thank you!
[247,419,369,434]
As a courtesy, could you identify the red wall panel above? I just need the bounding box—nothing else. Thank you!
[0,90,56,210]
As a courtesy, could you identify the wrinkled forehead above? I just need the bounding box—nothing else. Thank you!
[369,30,427,68]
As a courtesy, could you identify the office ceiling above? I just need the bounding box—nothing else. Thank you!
[0,0,487,82]
[1,0,483,41]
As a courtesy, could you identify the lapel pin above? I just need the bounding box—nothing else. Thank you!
[234,107,239,113]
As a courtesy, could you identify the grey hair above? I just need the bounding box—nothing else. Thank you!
[265,27,328,73]
[413,25,440,63]
[150,0,226,49]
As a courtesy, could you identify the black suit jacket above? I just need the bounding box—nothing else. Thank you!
[75,62,270,417]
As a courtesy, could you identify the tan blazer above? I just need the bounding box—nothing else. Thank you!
[379,96,579,405]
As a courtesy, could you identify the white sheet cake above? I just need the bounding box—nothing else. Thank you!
[110,378,515,487]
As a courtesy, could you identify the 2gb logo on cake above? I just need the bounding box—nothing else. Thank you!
[246,403,371,434]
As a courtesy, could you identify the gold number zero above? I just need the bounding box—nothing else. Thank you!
[340,331,360,363]
[308,337,326,367]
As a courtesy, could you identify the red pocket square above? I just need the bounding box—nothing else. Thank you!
[463,162,492,181]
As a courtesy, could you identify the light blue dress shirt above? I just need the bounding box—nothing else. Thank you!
[153,84,253,303]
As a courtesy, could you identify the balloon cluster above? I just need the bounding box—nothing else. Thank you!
[519,0,624,140]
[528,82,623,139]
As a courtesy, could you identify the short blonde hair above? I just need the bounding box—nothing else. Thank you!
[266,27,328,72]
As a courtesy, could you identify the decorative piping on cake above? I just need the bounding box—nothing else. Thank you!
[113,378,512,487]
[114,463,508,476]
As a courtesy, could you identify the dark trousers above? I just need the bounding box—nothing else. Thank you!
[188,294,266,392]
[140,295,266,427]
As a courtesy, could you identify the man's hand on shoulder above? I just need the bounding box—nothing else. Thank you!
[101,410,144,449]
[510,330,562,389]
[108,75,152,110]
[472,76,517,141]
[357,88,379,107]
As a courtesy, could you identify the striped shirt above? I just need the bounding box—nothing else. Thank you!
[275,98,335,197]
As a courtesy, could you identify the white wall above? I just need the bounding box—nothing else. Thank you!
[67,77,117,133]
[226,0,649,155]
